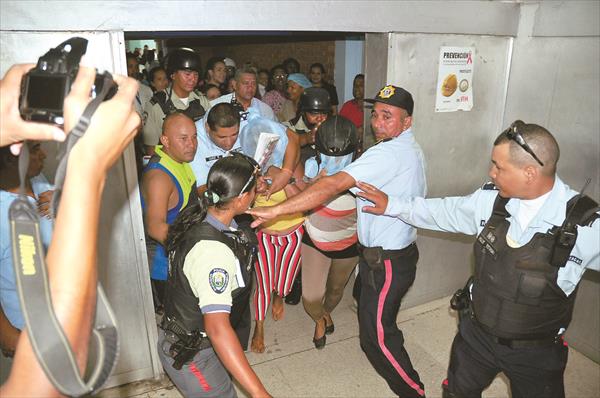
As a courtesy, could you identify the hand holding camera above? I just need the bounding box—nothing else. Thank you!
[0,64,66,153]
[63,65,140,174]
[1,37,140,172]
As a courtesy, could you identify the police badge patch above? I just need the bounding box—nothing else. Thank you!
[209,268,229,294]
[378,85,396,99]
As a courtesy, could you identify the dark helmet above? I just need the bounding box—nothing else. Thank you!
[165,48,201,76]
[299,87,331,113]
[315,116,357,157]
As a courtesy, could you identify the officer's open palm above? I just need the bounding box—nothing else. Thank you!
[246,205,278,228]
[356,180,388,215]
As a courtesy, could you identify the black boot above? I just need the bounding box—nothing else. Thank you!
[285,270,302,305]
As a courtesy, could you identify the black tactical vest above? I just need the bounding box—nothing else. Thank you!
[472,193,598,340]
[164,221,256,334]
[150,87,206,122]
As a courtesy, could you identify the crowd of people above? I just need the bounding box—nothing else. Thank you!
[125,47,369,397]
[0,44,598,398]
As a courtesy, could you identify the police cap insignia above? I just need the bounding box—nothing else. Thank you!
[379,85,396,99]
[209,268,229,294]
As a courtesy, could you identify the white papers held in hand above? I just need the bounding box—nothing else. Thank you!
[254,132,280,169]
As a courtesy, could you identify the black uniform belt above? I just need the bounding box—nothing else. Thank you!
[163,329,213,351]
[160,318,212,370]
[358,243,417,291]
[358,242,416,259]
[473,318,561,348]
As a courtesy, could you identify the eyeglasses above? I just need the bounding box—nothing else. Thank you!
[503,123,544,166]
[234,153,261,197]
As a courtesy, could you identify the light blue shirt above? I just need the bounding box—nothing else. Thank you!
[189,117,243,186]
[0,174,53,329]
[343,128,427,250]
[210,93,276,132]
[385,177,600,296]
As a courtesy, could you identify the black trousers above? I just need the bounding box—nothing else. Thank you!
[234,295,251,352]
[447,315,568,398]
[357,244,425,398]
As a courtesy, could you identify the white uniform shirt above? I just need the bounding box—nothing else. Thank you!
[385,177,600,295]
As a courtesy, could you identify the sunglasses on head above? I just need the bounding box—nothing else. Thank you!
[231,152,261,197]
[503,122,544,167]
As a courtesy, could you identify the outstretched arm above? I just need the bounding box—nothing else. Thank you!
[356,180,486,235]
[248,171,355,228]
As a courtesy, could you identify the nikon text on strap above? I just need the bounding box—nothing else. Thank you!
[9,72,119,397]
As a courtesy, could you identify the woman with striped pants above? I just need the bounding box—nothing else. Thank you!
[250,165,306,353]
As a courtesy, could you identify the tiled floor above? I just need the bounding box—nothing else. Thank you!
[99,282,600,398]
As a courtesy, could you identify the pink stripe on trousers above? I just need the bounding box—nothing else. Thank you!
[189,363,212,392]
[376,259,425,397]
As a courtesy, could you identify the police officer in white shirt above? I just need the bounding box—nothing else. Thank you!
[356,120,600,398]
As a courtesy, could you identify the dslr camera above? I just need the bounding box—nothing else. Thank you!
[19,37,117,125]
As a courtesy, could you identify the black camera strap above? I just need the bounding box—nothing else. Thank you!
[8,72,119,397]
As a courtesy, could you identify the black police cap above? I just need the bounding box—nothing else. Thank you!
[365,85,414,116]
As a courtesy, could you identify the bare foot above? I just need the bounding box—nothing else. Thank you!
[251,321,265,353]
[272,294,284,321]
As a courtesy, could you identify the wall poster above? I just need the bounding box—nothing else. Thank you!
[435,46,474,112]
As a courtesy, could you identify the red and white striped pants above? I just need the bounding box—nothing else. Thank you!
[253,225,303,321]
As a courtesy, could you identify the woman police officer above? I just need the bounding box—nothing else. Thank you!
[158,154,271,398]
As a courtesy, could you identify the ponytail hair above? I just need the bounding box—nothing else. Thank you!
[165,153,258,254]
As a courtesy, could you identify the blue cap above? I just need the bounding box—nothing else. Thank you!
[287,73,312,89]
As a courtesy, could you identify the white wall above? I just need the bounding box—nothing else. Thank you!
[384,33,513,308]
[335,38,364,105]
[1,1,519,35]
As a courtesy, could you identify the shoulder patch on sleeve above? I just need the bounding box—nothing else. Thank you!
[567,255,583,265]
[208,268,229,294]
[481,182,498,191]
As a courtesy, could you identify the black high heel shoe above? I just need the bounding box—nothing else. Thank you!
[313,318,327,349]
[313,334,326,349]
[324,315,334,335]
[325,320,334,335]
